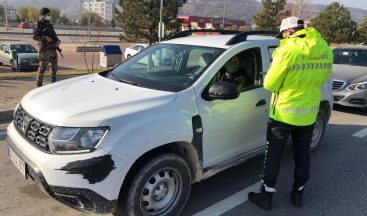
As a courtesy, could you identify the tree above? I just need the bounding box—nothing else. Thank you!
[358,17,367,44]
[0,4,4,20]
[58,14,70,25]
[17,7,29,22]
[27,7,39,22]
[49,7,61,24]
[310,2,357,43]
[116,0,186,45]
[253,0,289,30]
[80,11,103,26]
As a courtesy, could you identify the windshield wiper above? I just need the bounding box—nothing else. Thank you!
[108,72,142,87]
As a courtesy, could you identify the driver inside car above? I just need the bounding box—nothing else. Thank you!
[220,55,254,89]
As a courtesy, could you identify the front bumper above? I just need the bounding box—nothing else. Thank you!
[333,89,367,108]
[6,122,129,213]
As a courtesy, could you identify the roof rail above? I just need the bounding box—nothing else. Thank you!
[225,31,279,45]
[165,29,242,41]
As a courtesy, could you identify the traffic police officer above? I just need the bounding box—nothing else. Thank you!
[248,17,333,210]
[32,7,60,87]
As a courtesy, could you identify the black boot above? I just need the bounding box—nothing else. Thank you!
[37,81,42,87]
[248,185,273,211]
[291,187,304,207]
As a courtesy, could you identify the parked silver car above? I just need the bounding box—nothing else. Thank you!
[332,46,367,111]
[0,43,39,71]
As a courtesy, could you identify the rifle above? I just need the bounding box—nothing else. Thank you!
[42,25,64,58]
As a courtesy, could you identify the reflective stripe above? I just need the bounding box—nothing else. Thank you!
[280,106,319,114]
[287,62,332,72]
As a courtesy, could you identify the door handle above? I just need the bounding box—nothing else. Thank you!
[256,99,266,107]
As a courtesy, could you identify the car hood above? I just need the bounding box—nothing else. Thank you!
[332,64,367,83]
[21,74,177,127]
[17,53,38,60]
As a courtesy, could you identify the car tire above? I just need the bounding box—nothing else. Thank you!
[310,109,327,153]
[0,61,3,66]
[127,54,131,59]
[11,60,17,72]
[117,153,192,216]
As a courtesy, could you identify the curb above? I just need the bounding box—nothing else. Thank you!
[0,110,14,124]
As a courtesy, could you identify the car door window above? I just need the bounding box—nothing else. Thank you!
[0,44,5,52]
[4,45,9,53]
[268,46,277,63]
[211,47,263,92]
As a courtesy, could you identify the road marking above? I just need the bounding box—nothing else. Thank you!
[192,182,261,216]
[353,128,367,138]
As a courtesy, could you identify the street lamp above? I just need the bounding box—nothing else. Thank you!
[222,0,227,30]
[159,0,163,42]
[88,0,91,40]
[4,0,8,31]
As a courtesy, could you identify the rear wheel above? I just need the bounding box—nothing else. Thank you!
[310,109,327,152]
[127,54,131,59]
[117,154,192,216]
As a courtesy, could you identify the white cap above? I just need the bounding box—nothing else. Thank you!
[276,16,305,38]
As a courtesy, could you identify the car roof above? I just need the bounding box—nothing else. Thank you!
[335,45,367,50]
[161,34,279,49]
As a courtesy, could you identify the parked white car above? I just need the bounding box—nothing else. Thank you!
[7,30,333,215]
[124,43,148,59]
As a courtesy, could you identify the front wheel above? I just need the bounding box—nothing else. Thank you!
[11,60,17,72]
[310,109,327,152]
[127,54,131,59]
[118,154,192,216]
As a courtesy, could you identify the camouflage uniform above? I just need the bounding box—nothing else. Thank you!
[32,18,60,87]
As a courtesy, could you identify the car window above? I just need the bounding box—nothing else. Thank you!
[108,44,224,92]
[4,45,9,52]
[131,45,138,51]
[0,44,4,52]
[210,47,263,92]
[333,49,367,67]
[10,45,37,53]
[268,46,277,63]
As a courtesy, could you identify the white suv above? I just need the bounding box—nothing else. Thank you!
[7,30,333,216]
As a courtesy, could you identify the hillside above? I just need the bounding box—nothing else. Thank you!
[179,0,367,24]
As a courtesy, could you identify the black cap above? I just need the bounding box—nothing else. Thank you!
[40,7,51,16]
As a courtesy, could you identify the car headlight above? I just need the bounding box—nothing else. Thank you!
[346,81,367,90]
[49,127,109,154]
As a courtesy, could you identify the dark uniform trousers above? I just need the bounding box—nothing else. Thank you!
[37,48,58,87]
[261,118,315,190]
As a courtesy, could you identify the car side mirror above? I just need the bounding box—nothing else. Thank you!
[203,81,240,101]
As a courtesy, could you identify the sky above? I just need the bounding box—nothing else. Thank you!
[310,0,367,10]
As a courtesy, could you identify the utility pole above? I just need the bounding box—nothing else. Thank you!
[222,0,227,30]
[159,0,163,42]
[88,0,91,40]
[298,0,303,18]
[4,0,8,31]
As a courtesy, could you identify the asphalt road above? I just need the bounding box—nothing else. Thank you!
[0,104,366,216]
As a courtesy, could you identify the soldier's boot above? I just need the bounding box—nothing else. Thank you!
[291,187,304,207]
[51,75,56,83]
[37,81,43,87]
[248,185,273,211]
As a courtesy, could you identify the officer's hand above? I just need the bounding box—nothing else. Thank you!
[45,36,52,43]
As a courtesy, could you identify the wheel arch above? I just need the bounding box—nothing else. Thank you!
[117,141,202,201]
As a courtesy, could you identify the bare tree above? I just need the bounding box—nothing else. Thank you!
[70,24,106,73]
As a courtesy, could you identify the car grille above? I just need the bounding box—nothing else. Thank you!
[332,80,346,90]
[14,105,53,153]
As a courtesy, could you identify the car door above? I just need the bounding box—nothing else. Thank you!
[3,44,11,64]
[0,44,6,63]
[196,44,271,168]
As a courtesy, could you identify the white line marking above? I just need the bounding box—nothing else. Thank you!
[192,182,261,216]
[353,128,367,138]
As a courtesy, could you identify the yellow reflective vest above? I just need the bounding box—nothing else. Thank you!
[264,27,333,126]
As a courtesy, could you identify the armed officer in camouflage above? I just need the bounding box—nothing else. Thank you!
[33,7,61,87]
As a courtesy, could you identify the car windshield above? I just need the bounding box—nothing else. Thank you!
[10,44,37,53]
[108,44,224,92]
[333,49,367,67]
